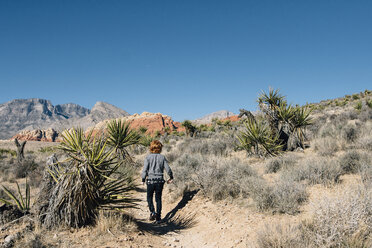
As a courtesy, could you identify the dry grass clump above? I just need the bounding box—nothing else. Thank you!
[92,210,136,236]
[256,222,306,248]
[281,156,342,186]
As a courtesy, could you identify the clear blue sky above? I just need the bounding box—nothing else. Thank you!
[0,0,371,121]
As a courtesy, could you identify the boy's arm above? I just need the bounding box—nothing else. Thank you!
[164,158,173,180]
[141,157,149,182]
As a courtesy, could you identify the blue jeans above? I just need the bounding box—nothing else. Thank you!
[146,182,164,220]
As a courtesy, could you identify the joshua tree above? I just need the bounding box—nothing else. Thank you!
[14,138,27,163]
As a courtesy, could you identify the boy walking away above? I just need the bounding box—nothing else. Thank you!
[141,140,173,223]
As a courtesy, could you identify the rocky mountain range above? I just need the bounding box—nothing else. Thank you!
[0,98,129,140]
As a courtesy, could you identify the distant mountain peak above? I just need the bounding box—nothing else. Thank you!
[194,110,236,124]
[0,98,129,139]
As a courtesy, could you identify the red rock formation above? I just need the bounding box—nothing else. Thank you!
[88,112,185,136]
[11,112,185,142]
[221,115,240,122]
[11,128,60,142]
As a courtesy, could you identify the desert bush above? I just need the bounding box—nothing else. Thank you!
[302,185,372,247]
[339,150,363,173]
[312,136,342,156]
[13,159,38,178]
[251,179,308,214]
[281,157,342,186]
[169,155,258,202]
[256,185,372,247]
[0,148,16,158]
[176,135,236,157]
[355,101,363,111]
[366,99,372,109]
[265,153,300,173]
[38,146,57,154]
[341,123,359,143]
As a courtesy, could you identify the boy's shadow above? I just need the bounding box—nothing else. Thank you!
[136,190,199,235]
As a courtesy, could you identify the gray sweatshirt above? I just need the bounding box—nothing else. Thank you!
[141,153,173,183]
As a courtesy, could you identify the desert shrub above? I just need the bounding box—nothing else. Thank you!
[177,135,235,157]
[251,179,307,214]
[281,157,342,186]
[129,144,147,155]
[256,222,306,248]
[13,159,38,178]
[265,153,300,173]
[38,146,57,154]
[352,94,360,100]
[164,150,181,163]
[358,108,372,122]
[0,148,16,158]
[169,155,258,201]
[312,137,342,156]
[341,123,359,143]
[302,185,372,247]
[355,101,363,111]
[366,99,372,109]
[339,150,363,173]
[194,158,257,201]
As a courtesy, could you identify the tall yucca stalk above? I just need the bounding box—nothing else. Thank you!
[237,119,283,156]
[42,128,136,229]
[106,119,141,161]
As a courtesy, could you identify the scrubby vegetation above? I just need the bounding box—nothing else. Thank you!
[0,88,371,247]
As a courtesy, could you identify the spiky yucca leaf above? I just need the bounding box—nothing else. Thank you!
[277,101,295,124]
[258,87,285,110]
[0,179,30,212]
[291,106,313,144]
[106,119,141,161]
[237,119,283,156]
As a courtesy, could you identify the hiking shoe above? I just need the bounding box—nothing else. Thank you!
[149,213,156,221]
[155,213,161,222]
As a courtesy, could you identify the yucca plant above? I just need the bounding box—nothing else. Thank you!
[106,119,141,161]
[0,179,30,212]
[41,128,136,229]
[290,106,313,146]
[258,87,285,110]
[237,119,283,156]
